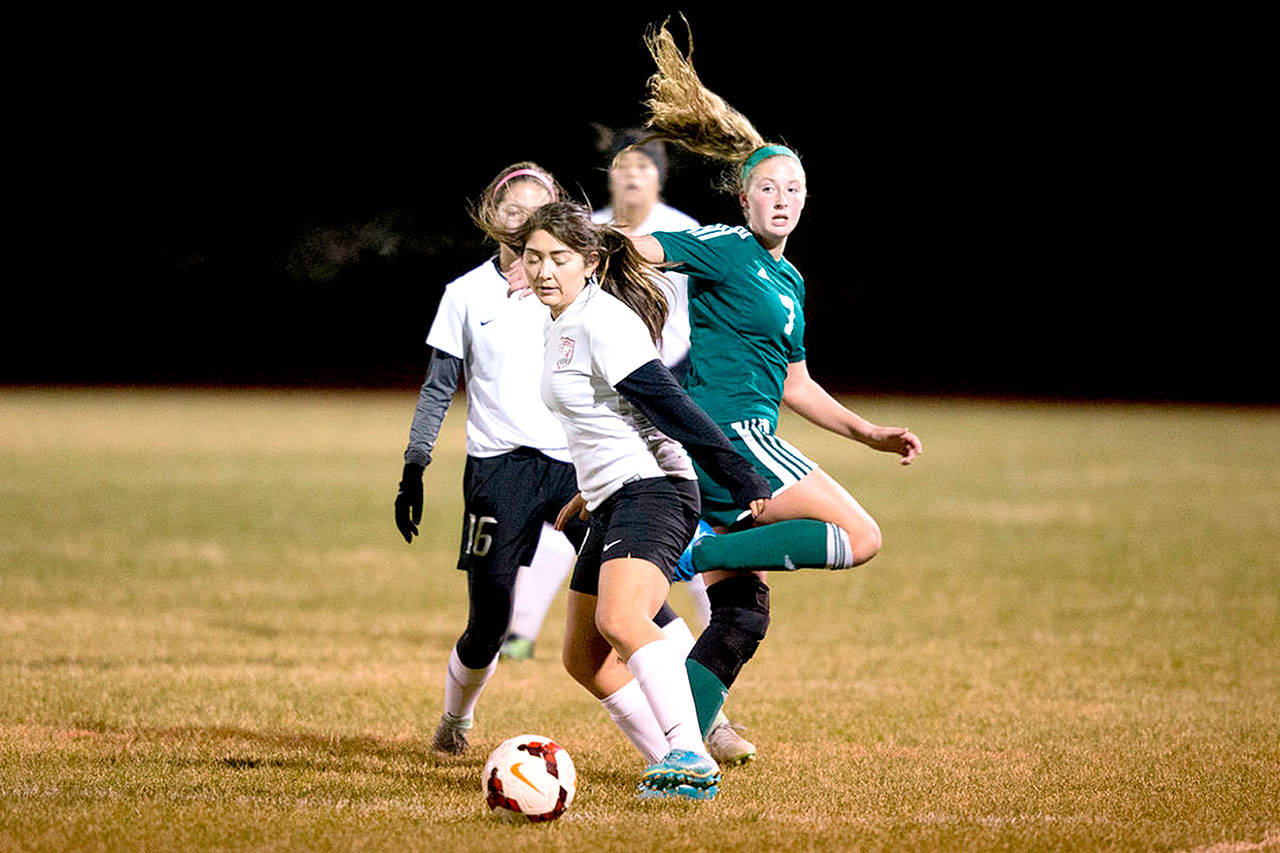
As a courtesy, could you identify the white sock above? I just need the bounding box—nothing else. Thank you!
[685,574,711,630]
[507,524,577,639]
[443,645,498,721]
[599,679,667,764]
[660,615,697,656]
[626,638,707,757]
[826,522,855,569]
[663,616,733,730]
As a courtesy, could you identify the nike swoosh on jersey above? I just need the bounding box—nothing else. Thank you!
[479,318,496,325]
[602,539,623,552]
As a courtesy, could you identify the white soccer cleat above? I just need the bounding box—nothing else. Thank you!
[706,720,756,767]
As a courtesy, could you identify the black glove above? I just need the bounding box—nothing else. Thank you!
[394,462,425,543]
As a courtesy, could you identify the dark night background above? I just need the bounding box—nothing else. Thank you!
[7,10,1268,403]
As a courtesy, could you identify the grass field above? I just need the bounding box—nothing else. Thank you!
[1,388,1277,851]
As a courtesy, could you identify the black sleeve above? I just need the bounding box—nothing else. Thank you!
[614,359,771,508]
[404,349,462,466]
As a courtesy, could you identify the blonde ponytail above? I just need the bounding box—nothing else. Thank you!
[643,19,766,185]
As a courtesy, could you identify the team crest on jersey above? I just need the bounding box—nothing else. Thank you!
[557,336,576,368]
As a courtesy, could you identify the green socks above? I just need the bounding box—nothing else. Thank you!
[686,659,729,738]
[691,519,855,573]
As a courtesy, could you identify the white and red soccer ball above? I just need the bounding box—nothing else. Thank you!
[482,734,576,822]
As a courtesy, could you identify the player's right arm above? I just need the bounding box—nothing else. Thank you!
[626,233,666,265]
[647,226,748,282]
[396,349,462,543]
[396,282,468,543]
[614,359,770,517]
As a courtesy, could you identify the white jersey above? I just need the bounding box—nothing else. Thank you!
[592,202,699,369]
[427,259,571,461]
[540,283,696,509]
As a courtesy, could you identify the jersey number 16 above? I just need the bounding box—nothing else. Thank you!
[464,513,496,557]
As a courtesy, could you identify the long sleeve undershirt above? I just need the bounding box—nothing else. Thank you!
[404,349,463,466]
[614,358,771,508]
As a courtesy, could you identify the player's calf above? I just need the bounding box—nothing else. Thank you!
[686,575,770,735]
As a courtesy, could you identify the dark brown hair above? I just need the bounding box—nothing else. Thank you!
[518,201,669,344]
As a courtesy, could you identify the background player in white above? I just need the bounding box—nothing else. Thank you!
[515,200,770,799]
[393,163,589,756]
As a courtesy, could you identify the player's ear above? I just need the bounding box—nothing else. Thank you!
[584,252,600,279]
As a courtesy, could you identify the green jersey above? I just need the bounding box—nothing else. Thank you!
[652,224,806,428]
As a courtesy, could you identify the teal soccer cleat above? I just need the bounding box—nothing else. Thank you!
[638,749,721,794]
[673,520,717,581]
[637,782,718,801]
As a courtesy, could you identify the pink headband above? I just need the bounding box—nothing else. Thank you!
[494,168,557,201]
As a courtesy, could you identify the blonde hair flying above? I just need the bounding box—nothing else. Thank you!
[642,18,772,190]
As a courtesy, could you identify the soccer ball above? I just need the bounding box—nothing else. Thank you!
[482,734,576,822]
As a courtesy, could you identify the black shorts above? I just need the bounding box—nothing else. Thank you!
[457,448,587,578]
[570,476,700,596]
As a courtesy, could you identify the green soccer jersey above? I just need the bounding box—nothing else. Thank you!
[652,224,806,428]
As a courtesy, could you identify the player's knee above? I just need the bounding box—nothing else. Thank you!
[827,510,881,567]
[845,516,882,566]
[593,602,641,653]
[457,629,504,669]
[689,575,771,687]
[561,642,596,689]
[708,575,770,643]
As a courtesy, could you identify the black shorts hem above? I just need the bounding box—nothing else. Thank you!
[569,476,700,596]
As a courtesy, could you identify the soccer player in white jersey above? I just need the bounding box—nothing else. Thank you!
[590,128,699,381]
[514,200,771,800]
[589,129,755,765]
[506,134,703,665]
[393,163,581,757]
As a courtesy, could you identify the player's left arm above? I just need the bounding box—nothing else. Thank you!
[781,360,922,465]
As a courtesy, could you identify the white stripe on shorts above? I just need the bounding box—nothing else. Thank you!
[729,419,816,491]
[760,431,813,479]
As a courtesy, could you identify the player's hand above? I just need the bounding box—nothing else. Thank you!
[862,426,922,465]
[504,256,534,298]
[394,462,425,543]
[730,467,772,517]
[555,493,588,530]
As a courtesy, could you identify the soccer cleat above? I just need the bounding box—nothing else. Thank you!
[674,520,717,581]
[638,749,721,793]
[706,720,756,767]
[637,782,718,801]
[431,713,473,756]
[499,635,535,661]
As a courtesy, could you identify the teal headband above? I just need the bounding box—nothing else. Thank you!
[740,145,802,185]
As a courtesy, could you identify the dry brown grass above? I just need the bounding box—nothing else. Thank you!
[2,389,1277,850]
